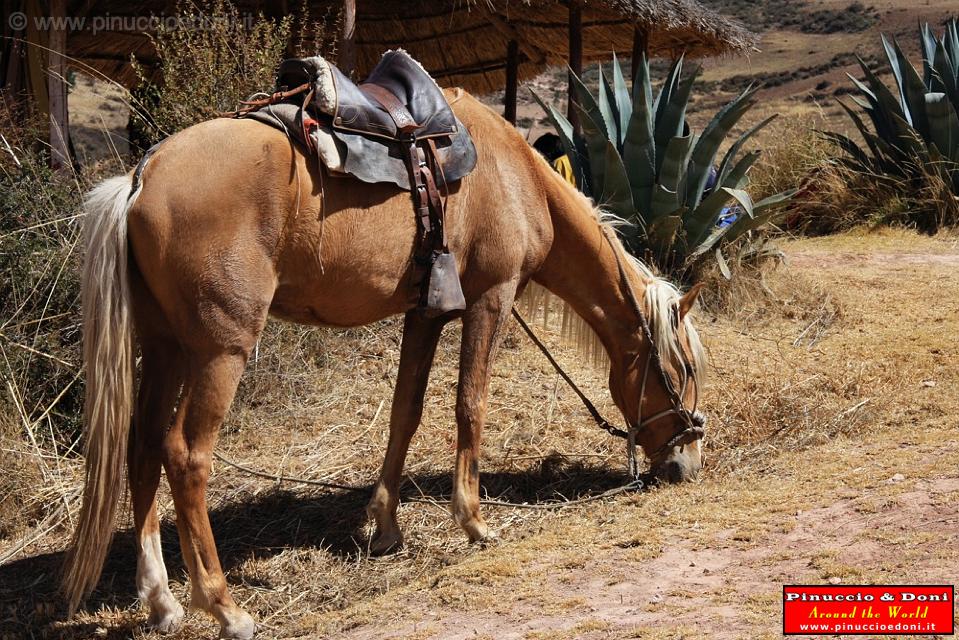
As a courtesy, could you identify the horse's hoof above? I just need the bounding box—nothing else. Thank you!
[147,601,185,634]
[370,530,404,556]
[463,519,495,544]
[218,611,256,640]
[476,528,499,547]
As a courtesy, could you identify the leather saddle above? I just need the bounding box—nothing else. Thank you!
[236,50,474,316]
[256,50,477,191]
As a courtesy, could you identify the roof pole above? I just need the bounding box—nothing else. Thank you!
[47,0,71,170]
[340,0,357,77]
[567,0,582,133]
[504,39,518,125]
[631,26,648,83]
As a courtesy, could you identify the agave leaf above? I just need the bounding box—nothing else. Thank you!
[574,102,612,197]
[932,40,959,112]
[686,84,760,210]
[653,56,684,128]
[611,53,632,147]
[715,248,731,279]
[722,189,797,239]
[569,68,612,142]
[718,150,761,192]
[704,114,775,208]
[646,212,684,255]
[855,56,910,143]
[722,188,755,220]
[654,64,700,173]
[921,22,939,87]
[835,99,886,162]
[624,53,656,216]
[655,134,694,205]
[530,89,585,188]
[684,186,735,249]
[598,66,619,147]
[885,35,931,137]
[925,92,959,162]
[600,140,637,226]
[820,131,873,171]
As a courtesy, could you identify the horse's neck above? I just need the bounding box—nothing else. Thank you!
[532,177,644,356]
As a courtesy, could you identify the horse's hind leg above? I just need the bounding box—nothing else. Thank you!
[367,311,446,554]
[129,339,185,632]
[162,348,258,639]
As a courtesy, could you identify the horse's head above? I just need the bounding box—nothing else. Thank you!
[608,279,706,484]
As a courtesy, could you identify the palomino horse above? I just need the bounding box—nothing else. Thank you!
[63,89,706,638]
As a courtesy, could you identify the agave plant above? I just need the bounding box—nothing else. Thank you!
[533,53,795,277]
[828,19,959,196]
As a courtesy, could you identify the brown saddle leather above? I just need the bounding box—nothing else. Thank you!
[276,51,458,141]
[265,50,476,190]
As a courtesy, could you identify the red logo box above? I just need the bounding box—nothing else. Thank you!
[783,585,954,635]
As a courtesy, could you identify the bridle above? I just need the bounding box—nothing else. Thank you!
[512,228,706,479]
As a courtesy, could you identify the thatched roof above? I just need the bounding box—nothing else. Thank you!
[64,0,757,94]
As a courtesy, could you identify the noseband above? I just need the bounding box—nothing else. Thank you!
[512,229,705,479]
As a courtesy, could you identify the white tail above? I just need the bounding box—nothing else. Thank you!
[62,175,139,614]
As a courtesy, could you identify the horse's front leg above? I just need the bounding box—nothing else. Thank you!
[367,311,446,554]
[452,280,518,542]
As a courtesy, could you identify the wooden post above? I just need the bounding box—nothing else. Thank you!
[567,0,582,133]
[47,0,70,169]
[340,0,356,77]
[504,39,518,125]
[631,26,648,82]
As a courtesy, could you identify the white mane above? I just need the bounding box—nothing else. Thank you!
[520,199,706,383]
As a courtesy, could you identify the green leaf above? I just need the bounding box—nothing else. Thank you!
[686,84,759,209]
[574,102,613,197]
[685,187,735,250]
[925,92,959,162]
[648,134,693,222]
[569,66,613,142]
[598,66,620,147]
[720,150,761,191]
[646,213,684,257]
[883,35,931,137]
[723,189,797,239]
[931,40,959,114]
[834,99,886,164]
[654,63,700,174]
[611,53,632,148]
[600,140,636,225]
[709,112,776,204]
[653,56,684,127]
[623,53,656,216]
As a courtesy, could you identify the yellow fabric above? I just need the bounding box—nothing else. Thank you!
[553,155,576,186]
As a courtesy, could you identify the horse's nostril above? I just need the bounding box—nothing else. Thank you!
[657,460,684,483]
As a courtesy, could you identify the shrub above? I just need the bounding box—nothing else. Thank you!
[825,18,959,231]
[129,0,337,149]
[533,54,796,281]
[0,106,89,447]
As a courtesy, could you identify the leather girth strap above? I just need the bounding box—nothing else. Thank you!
[360,83,463,316]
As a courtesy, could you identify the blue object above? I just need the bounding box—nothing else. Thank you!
[717,206,739,228]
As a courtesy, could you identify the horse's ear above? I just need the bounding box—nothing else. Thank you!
[678,283,704,320]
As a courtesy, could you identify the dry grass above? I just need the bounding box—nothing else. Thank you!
[2,227,956,639]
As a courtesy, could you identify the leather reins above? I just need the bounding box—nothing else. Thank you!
[513,228,705,479]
